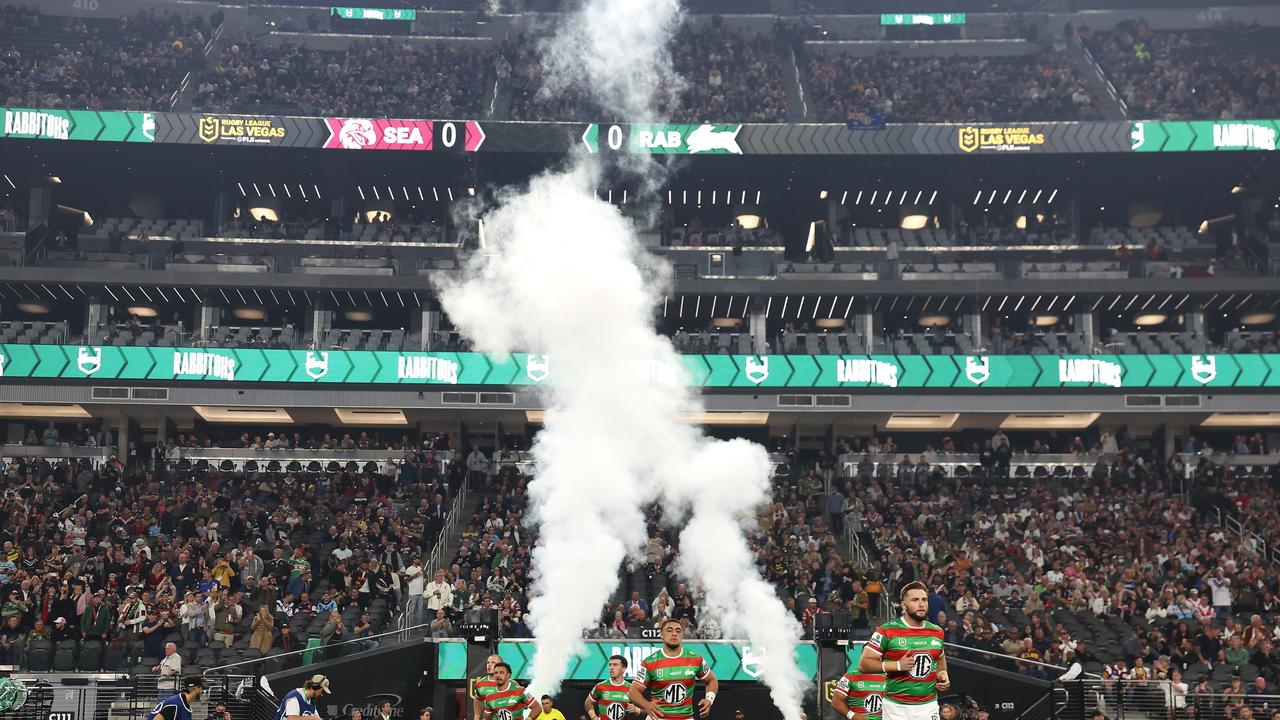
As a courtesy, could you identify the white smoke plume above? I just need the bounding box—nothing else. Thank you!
[661,440,808,720]
[437,0,806,714]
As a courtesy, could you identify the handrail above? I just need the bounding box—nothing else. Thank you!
[203,620,438,674]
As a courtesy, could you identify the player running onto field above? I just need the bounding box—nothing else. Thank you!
[482,662,542,720]
[587,654,643,720]
[630,618,720,720]
[473,654,505,720]
[831,669,886,720]
[858,582,950,720]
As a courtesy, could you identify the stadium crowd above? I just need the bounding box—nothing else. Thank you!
[193,35,493,117]
[0,427,458,671]
[1086,20,1280,120]
[0,6,210,111]
[504,21,790,122]
[804,50,1100,123]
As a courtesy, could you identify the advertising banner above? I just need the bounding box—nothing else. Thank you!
[323,118,485,151]
[330,6,416,21]
[494,640,819,682]
[0,107,154,142]
[880,13,966,25]
[1131,119,1280,152]
[0,345,1277,390]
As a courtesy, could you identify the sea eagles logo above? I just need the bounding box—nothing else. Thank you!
[77,347,102,376]
[526,354,550,383]
[744,356,769,385]
[1131,121,1147,150]
[305,351,329,380]
[198,117,220,143]
[958,126,980,153]
[686,124,742,155]
[338,119,377,149]
[1190,355,1217,385]
[965,356,991,385]
[740,645,762,678]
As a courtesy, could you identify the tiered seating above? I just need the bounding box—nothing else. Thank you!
[0,320,69,345]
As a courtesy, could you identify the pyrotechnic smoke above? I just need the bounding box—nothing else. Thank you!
[437,0,805,715]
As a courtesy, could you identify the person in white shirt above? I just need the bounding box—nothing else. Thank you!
[466,448,489,482]
[423,570,453,615]
[404,560,425,625]
[154,643,182,690]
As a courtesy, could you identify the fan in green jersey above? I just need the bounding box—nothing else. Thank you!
[586,655,643,720]
[858,582,950,720]
[629,619,720,720]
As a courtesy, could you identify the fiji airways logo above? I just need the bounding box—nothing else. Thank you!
[526,354,550,383]
[305,351,329,380]
[1190,355,1217,385]
[77,347,102,376]
[965,356,991,385]
[744,356,769,385]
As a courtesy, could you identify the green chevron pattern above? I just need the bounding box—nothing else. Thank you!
[0,345,1276,389]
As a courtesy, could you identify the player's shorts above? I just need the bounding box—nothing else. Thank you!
[881,700,939,720]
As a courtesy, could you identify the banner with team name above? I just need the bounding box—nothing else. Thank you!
[0,345,1277,389]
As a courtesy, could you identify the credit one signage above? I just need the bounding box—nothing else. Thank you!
[1132,119,1280,152]
[0,345,1277,390]
[489,640,819,682]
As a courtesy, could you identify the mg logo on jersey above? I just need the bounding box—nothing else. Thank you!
[1191,355,1217,384]
[744,356,769,385]
[906,652,935,679]
[661,685,688,705]
[605,705,627,720]
[965,355,991,385]
[864,694,884,714]
[305,351,329,379]
[495,710,513,720]
[740,645,762,678]
[527,354,550,383]
[77,347,102,376]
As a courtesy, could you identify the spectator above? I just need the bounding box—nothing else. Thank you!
[430,609,453,639]
[251,605,275,654]
[153,642,182,690]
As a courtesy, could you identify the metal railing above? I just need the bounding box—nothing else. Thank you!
[203,621,437,676]
[2,673,255,720]
[839,452,1120,480]
[1060,679,1280,720]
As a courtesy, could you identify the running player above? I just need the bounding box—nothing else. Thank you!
[586,654,642,720]
[481,663,542,720]
[629,618,719,720]
[472,654,504,720]
[830,668,886,720]
[145,677,204,720]
[858,582,949,720]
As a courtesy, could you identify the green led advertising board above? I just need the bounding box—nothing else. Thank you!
[0,345,1276,390]
[494,640,819,682]
[330,6,416,20]
[880,13,966,25]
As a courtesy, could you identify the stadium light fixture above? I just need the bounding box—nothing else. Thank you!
[1000,413,1100,430]
[815,318,846,329]
[232,306,266,321]
[1202,413,1280,428]
[127,305,158,318]
[194,407,295,424]
[16,301,49,314]
[1033,314,1060,328]
[0,403,91,418]
[918,314,950,328]
[334,409,408,426]
[1133,313,1168,327]
[1240,312,1276,326]
[885,413,959,430]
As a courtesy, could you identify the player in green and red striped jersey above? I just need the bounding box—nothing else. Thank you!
[629,619,720,720]
[586,655,642,720]
[858,582,949,720]
[481,663,542,720]
[830,671,886,720]
[472,654,504,720]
